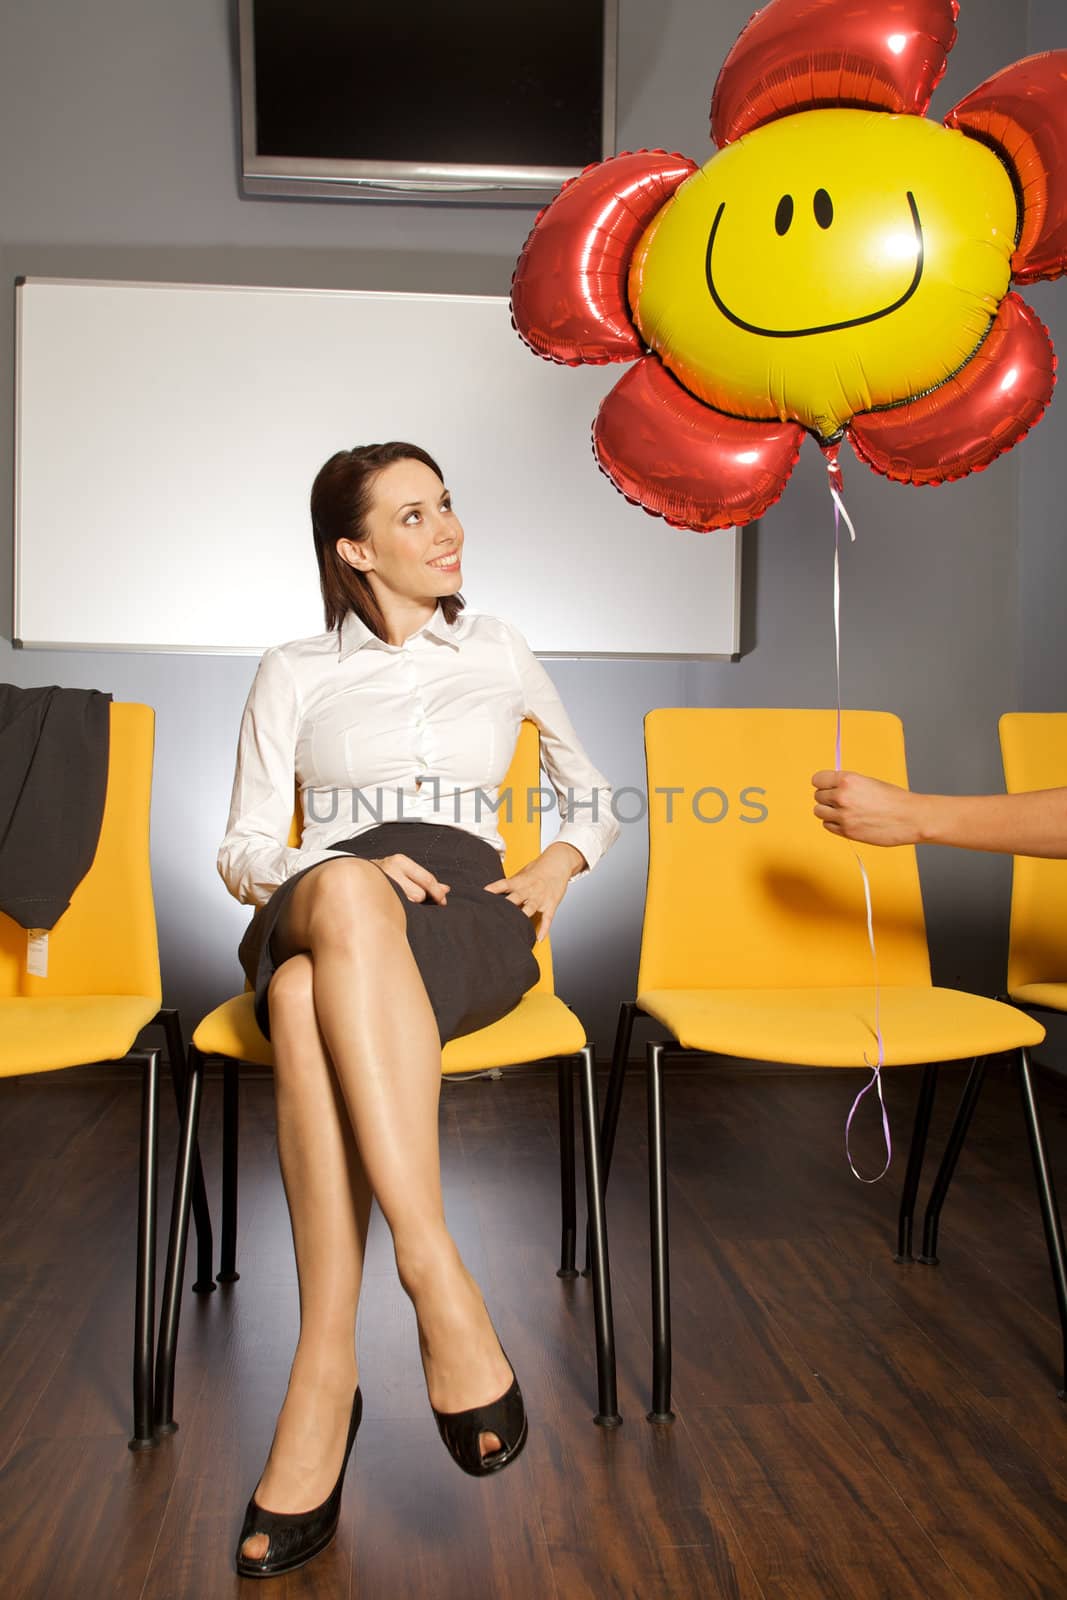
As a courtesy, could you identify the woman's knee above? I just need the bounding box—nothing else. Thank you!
[267,956,328,1082]
[303,857,402,947]
[267,952,315,1019]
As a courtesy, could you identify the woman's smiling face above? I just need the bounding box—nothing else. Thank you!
[338,457,464,605]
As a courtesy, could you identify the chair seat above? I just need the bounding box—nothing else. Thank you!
[1010,982,1067,1014]
[193,989,586,1073]
[442,993,586,1073]
[637,986,1046,1068]
[0,994,162,1076]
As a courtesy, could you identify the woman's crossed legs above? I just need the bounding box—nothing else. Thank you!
[240,856,513,1563]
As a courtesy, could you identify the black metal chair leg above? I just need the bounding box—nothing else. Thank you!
[1017,1048,1067,1399]
[895,1063,939,1262]
[602,1001,639,1192]
[647,1040,674,1423]
[217,1058,240,1283]
[129,1048,160,1451]
[575,1045,621,1426]
[919,1055,989,1264]
[556,1059,578,1279]
[583,1001,639,1275]
[157,1008,215,1294]
[154,1043,207,1434]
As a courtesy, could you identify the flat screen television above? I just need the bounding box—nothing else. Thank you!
[238,0,618,205]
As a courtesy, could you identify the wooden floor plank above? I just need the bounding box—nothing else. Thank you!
[349,1418,558,1600]
[534,1411,767,1600]
[686,1400,968,1600]
[599,1123,822,1408]
[721,1232,1067,1598]
[3,1061,1067,1599]
[0,1264,85,1469]
[0,1434,178,1600]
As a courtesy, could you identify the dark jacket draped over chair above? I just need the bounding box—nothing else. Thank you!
[0,683,112,929]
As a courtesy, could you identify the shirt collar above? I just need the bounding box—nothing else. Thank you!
[337,604,467,661]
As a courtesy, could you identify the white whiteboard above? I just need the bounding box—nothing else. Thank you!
[14,278,740,656]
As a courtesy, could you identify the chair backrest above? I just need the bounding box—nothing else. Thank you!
[280,718,554,995]
[637,708,932,994]
[499,719,554,993]
[999,713,1067,993]
[0,701,161,1002]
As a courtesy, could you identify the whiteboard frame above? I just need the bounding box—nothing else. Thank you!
[13,276,742,659]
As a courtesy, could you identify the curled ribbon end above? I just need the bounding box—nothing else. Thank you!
[847,1056,891,1184]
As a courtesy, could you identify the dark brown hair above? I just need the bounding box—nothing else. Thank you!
[310,441,466,640]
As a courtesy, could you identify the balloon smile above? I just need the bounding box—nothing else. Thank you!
[704,192,925,338]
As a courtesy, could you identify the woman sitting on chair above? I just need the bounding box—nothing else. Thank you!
[217,441,618,1579]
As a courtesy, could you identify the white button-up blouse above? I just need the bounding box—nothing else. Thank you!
[217,607,620,908]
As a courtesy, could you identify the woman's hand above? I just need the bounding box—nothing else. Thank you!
[370,853,450,903]
[484,841,585,942]
[812,769,925,846]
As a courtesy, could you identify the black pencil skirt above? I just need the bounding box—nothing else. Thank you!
[237,821,540,1045]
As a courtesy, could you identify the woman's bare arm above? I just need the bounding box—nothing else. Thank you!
[811,769,1067,857]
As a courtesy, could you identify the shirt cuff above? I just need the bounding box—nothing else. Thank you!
[553,823,606,877]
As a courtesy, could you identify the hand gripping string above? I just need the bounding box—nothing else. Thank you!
[827,448,891,1183]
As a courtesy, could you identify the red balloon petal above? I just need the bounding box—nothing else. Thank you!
[511,152,698,366]
[593,357,805,531]
[945,51,1067,285]
[847,293,1056,485]
[711,0,959,147]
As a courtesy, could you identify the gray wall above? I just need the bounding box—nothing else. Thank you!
[1017,0,1067,1060]
[1019,0,1067,712]
[0,0,1061,1059]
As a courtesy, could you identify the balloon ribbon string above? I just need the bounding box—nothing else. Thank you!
[845,856,891,1183]
[831,473,891,1184]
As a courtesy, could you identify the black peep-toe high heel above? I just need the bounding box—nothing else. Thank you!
[431,1354,528,1477]
[235,1387,363,1579]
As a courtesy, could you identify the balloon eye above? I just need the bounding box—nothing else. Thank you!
[814,188,834,229]
[774,195,794,236]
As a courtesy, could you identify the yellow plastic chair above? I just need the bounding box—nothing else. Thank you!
[0,701,212,1447]
[899,713,1067,1360]
[156,720,619,1429]
[1001,713,1067,1014]
[599,708,1056,1419]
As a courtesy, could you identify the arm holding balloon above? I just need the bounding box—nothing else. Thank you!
[812,769,1067,857]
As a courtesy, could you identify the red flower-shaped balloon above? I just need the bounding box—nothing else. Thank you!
[512,0,1067,530]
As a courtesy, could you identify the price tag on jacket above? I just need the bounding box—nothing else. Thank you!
[26,929,49,977]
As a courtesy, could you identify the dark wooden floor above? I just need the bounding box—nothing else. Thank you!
[3,1052,1067,1599]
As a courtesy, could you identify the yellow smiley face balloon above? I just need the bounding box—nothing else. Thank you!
[511,0,1067,529]
[629,109,1018,444]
